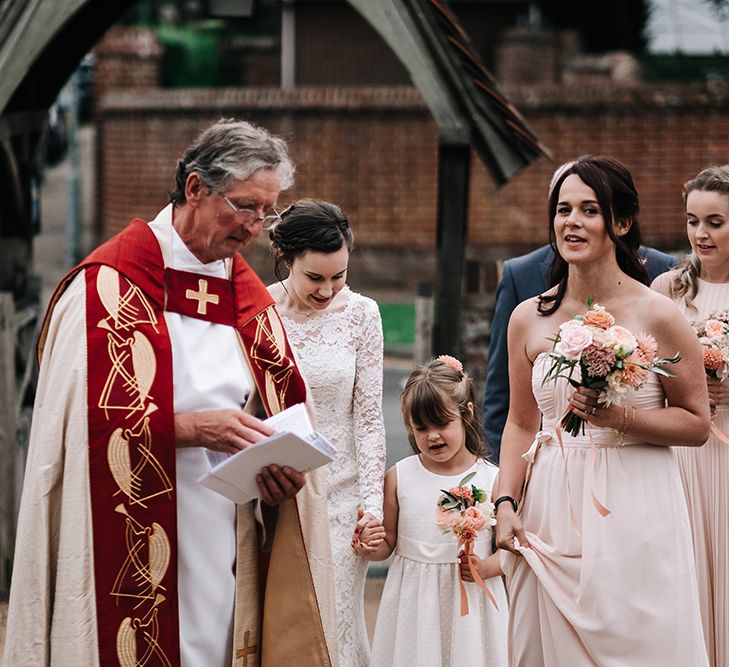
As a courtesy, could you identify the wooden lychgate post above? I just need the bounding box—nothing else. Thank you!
[0,293,17,598]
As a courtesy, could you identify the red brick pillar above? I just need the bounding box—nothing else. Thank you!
[94,26,163,96]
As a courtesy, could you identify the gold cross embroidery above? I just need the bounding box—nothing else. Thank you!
[185,278,219,315]
[236,630,258,666]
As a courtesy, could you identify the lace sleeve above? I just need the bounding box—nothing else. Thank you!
[352,295,387,520]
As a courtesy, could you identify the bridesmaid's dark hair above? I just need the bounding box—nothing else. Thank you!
[268,199,353,281]
[539,155,648,316]
[401,357,486,459]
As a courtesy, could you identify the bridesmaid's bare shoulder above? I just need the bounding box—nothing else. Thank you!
[650,269,680,297]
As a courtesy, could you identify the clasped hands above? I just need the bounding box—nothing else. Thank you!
[175,409,305,505]
[351,508,386,557]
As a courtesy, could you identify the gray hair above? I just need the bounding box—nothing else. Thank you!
[671,165,729,311]
[170,118,295,205]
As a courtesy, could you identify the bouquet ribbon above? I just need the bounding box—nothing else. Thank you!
[554,422,611,523]
[711,423,729,445]
[458,538,499,616]
[523,425,610,539]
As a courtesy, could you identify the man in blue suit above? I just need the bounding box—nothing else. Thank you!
[482,243,677,462]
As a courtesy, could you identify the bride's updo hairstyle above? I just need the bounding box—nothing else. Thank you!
[538,155,648,316]
[670,165,729,312]
[268,199,354,282]
[400,356,486,459]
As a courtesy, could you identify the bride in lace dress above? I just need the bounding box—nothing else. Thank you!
[267,200,386,666]
[495,156,711,665]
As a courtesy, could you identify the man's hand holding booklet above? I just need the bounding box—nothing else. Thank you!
[198,403,337,504]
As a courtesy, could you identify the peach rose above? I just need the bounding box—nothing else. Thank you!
[705,319,727,339]
[462,506,486,531]
[583,307,615,330]
[555,321,593,360]
[435,507,459,531]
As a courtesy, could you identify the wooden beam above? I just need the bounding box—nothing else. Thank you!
[432,138,471,357]
[0,292,17,598]
[346,0,467,138]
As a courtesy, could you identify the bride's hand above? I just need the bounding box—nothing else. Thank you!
[355,508,377,534]
[354,507,384,547]
[495,505,529,555]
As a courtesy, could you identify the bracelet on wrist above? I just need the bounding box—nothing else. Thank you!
[616,405,636,446]
[494,495,518,514]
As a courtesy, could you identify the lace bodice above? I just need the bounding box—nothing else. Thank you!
[281,287,386,518]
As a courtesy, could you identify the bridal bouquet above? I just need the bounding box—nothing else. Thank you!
[543,298,680,436]
[435,471,499,614]
[691,311,729,380]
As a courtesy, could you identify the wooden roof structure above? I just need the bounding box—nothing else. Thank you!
[0,0,549,350]
[351,0,549,185]
[351,0,549,352]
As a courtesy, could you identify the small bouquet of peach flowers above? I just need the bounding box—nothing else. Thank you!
[544,298,680,436]
[435,471,498,614]
[691,311,729,381]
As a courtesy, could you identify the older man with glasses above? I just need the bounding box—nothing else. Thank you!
[4,119,338,667]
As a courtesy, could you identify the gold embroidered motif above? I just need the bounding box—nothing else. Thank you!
[250,309,296,410]
[235,630,258,666]
[112,505,171,606]
[95,266,173,665]
[97,266,158,332]
[185,278,220,315]
[267,309,287,362]
[107,416,173,508]
[116,596,172,666]
[98,331,157,419]
[264,372,282,414]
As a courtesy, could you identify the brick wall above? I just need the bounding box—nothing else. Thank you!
[95,87,439,288]
[470,82,729,258]
[94,26,162,97]
[295,1,527,86]
[96,82,729,295]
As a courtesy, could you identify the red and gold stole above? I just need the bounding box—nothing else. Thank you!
[39,219,325,666]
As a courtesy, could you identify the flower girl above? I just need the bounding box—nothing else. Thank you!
[353,356,508,666]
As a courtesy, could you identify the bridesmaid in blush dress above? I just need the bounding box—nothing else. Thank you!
[495,155,710,666]
[652,165,729,667]
[267,200,386,667]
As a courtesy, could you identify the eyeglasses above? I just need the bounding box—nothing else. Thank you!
[220,194,281,228]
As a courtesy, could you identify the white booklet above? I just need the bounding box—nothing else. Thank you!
[198,403,337,504]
